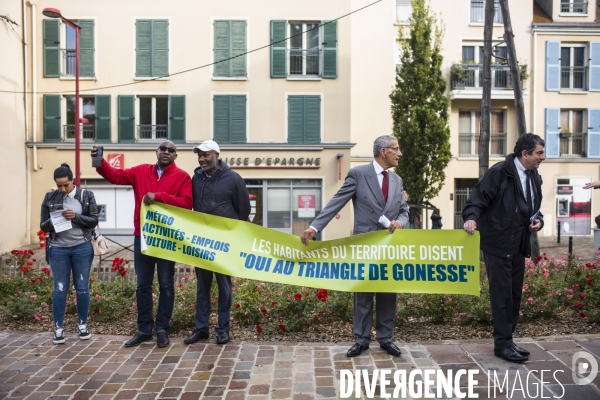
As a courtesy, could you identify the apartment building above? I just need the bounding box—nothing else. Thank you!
[22,0,356,242]
[7,0,599,246]
[0,2,28,253]
[359,0,599,235]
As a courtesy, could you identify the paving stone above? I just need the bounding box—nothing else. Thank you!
[249,384,270,395]
[293,382,315,393]
[537,341,581,351]
[224,391,247,400]
[228,380,248,390]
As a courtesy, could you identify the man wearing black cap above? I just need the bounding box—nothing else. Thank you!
[184,140,251,345]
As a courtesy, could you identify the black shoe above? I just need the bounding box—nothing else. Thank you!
[216,332,230,345]
[347,343,369,357]
[157,332,169,348]
[124,333,153,347]
[494,347,528,363]
[511,342,530,356]
[380,342,402,357]
[184,329,209,345]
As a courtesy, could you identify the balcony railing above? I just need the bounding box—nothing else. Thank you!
[470,0,502,23]
[560,66,588,91]
[289,48,321,76]
[396,0,412,23]
[561,1,588,13]
[451,64,524,91]
[63,124,95,141]
[458,132,506,157]
[62,49,76,77]
[560,132,587,157]
[137,124,168,140]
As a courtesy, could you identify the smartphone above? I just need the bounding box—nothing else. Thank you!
[92,146,104,167]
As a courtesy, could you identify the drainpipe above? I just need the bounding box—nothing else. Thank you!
[532,28,537,135]
[23,0,31,244]
[30,0,38,174]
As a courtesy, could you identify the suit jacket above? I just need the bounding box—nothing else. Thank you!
[311,162,410,235]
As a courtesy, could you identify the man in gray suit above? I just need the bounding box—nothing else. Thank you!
[301,135,409,357]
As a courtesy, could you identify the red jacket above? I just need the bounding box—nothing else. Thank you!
[96,159,192,236]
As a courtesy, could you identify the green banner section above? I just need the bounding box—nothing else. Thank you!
[140,203,481,295]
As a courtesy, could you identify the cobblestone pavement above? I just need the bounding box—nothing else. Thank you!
[1,332,600,399]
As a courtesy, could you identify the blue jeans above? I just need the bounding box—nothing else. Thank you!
[134,236,175,334]
[194,268,231,333]
[48,241,94,329]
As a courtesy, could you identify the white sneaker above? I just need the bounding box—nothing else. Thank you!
[53,331,65,345]
[78,326,91,340]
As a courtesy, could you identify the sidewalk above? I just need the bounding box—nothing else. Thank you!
[1,332,599,399]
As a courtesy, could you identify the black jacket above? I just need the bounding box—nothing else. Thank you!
[40,187,99,242]
[462,154,544,259]
[192,160,251,221]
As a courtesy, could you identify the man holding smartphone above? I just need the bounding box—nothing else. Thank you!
[91,141,192,348]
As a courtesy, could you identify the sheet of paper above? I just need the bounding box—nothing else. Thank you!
[50,210,72,233]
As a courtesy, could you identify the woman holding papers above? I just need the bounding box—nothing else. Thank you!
[40,163,98,345]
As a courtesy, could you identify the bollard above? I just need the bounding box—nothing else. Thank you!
[557,221,561,244]
[569,236,573,255]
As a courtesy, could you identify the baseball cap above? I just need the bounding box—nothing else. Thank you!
[193,140,220,154]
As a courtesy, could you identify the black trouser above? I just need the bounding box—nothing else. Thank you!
[484,251,525,350]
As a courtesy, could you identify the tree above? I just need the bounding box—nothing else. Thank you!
[390,0,451,227]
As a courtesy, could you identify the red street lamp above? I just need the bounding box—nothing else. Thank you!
[42,8,83,186]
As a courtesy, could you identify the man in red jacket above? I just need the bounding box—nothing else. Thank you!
[91,141,192,348]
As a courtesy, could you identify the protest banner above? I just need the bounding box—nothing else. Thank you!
[140,203,481,295]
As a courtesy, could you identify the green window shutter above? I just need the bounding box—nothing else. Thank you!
[43,94,61,142]
[152,20,169,77]
[169,95,185,143]
[230,95,247,142]
[270,20,287,78]
[94,95,111,142]
[288,96,305,143]
[43,19,60,78]
[322,21,337,79]
[213,95,230,142]
[231,21,247,77]
[304,96,321,142]
[118,95,135,143]
[214,21,230,77]
[136,20,152,77]
[79,20,95,78]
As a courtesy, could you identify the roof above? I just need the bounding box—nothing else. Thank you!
[532,0,600,27]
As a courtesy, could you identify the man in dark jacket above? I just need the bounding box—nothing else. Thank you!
[184,140,250,345]
[462,133,545,363]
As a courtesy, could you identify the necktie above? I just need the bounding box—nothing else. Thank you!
[525,170,532,215]
[382,170,389,202]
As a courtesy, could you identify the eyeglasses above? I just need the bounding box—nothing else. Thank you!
[158,145,176,154]
[385,146,401,152]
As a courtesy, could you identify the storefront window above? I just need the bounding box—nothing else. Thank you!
[245,179,322,239]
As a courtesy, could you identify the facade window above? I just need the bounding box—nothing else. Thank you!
[545,108,599,158]
[213,95,247,143]
[546,41,600,92]
[116,95,185,143]
[288,96,321,143]
[396,0,412,24]
[43,19,94,78]
[561,46,587,91]
[43,94,110,143]
[289,22,321,76]
[561,0,588,13]
[213,20,247,78]
[270,20,337,79]
[65,96,95,141]
[560,110,586,157]
[452,45,514,90]
[245,179,322,238]
[458,110,505,157]
[138,97,169,140]
[470,0,502,24]
[135,20,169,78]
